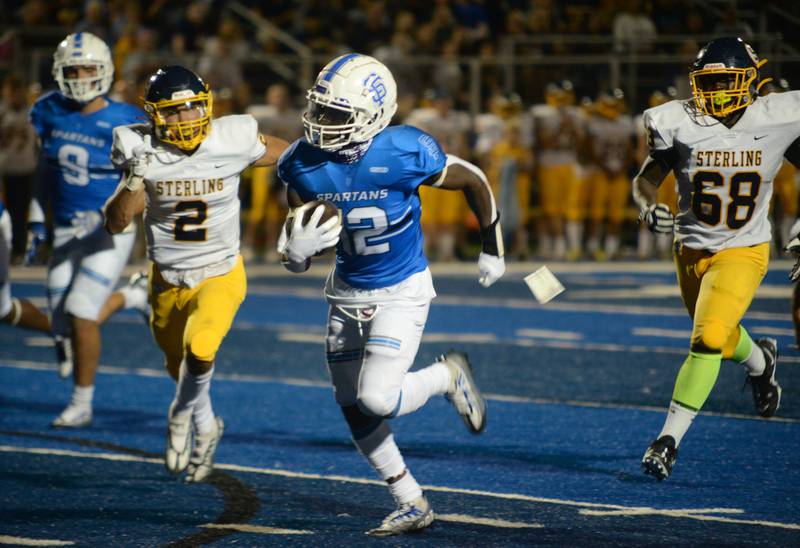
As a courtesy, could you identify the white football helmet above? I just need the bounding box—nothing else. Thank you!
[304,54,398,151]
[52,32,114,103]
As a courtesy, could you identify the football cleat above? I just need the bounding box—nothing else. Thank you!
[165,413,192,474]
[747,338,782,418]
[440,350,487,434]
[51,403,92,428]
[124,270,151,323]
[185,416,224,483]
[642,435,678,481]
[55,336,73,379]
[366,495,434,537]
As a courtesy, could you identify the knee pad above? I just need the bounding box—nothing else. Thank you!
[357,389,400,419]
[64,290,102,321]
[188,328,221,364]
[700,321,728,352]
[341,404,383,439]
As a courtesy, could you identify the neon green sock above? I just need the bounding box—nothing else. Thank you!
[730,325,753,363]
[672,351,722,411]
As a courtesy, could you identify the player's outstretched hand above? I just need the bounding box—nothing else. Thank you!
[283,204,342,264]
[478,252,505,287]
[71,210,104,239]
[639,203,674,234]
[25,222,47,265]
[785,228,800,282]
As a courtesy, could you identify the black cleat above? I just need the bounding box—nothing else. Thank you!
[747,338,782,418]
[642,435,677,481]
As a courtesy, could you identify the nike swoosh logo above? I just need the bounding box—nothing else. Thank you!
[754,135,767,140]
[214,163,227,168]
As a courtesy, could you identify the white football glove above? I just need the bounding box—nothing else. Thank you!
[639,203,674,234]
[784,220,800,282]
[279,204,342,264]
[478,252,505,288]
[125,134,154,191]
[71,210,104,239]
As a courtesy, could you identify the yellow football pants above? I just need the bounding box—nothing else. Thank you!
[675,242,769,357]
[773,162,798,217]
[589,171,629,224]
[539,164,576,218]
[149,256,247,379]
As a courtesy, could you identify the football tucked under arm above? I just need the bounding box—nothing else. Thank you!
[278,199,342,271]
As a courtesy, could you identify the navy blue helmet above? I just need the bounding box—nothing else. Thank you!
[143,66,213,150]
[689,37,765,117]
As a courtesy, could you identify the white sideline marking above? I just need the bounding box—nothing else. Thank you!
[2,360,799,423]
[632,328,690,339]
[0,536,73,546]
[750,326,796,337]
[436,514,543,529]
[200,523,312,535]
[23,337,54,348]
[1,445,798,532]
[515,328,583,341]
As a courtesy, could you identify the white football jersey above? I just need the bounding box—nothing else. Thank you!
[644,92,800,252]
[531,104,579,166]
[585,114,634,174]
[112,115,266,270]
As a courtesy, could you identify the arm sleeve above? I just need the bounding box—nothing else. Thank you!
[642,109,678,170]
[400,129,447,192]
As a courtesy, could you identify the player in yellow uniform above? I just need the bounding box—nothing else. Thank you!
[634,37,796,480]
[585,88,634,260]
[105,66,288,482]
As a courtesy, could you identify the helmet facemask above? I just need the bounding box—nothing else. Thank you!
[690,66,758,117]
[303,88,393,152]
[53,59,113,103]
[144,90,213,151]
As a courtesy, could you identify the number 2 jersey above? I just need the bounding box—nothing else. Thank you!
[278,125,447,290]
[644,92,800,252]
[111,115,265,271]
[30,91,144,226]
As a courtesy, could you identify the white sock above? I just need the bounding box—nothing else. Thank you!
[637,227,653,259]
[169,362,213,421]
[192,388,216,435]
[566,221,583,255]
[743,344,766,377]
[604,234,620,258]
[118,284,148,311]
[70,385,94,408]
[587,235,600,254]
[354,421,422,504]
[656,233,672,256]
[394,362,451,417]
[553,236,566,259]
[657,401,697,448]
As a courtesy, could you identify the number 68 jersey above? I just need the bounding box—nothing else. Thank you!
[111,115,265,270]
[644,92,800,252]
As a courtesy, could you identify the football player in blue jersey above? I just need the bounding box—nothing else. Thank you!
[277,54,506,536]
[1,199,50,331]
[27,32,149,428]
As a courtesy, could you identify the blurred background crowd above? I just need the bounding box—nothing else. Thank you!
[1,0,799,263]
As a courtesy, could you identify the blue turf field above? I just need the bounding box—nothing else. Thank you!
[1,261,799,546]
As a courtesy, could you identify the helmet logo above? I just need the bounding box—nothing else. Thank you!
[744,43,759,65]
[363,73,386,106]
[171,89,196,100]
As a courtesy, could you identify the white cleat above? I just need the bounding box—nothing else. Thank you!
[366,495,434,537]
[124,270,151,323]
[441,350,487,434]
[185,417,224,483]
[165,413,192,474]
[55,336,73,379]
[51,403,92,428]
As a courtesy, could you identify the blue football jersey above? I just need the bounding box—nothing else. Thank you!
[30,91,144,226]
[279,125,447,289]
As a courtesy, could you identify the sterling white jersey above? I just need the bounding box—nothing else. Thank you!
[644,93,800,252]
[531,104,579,166]
[585,114,634,174]
[112,115,266,270]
